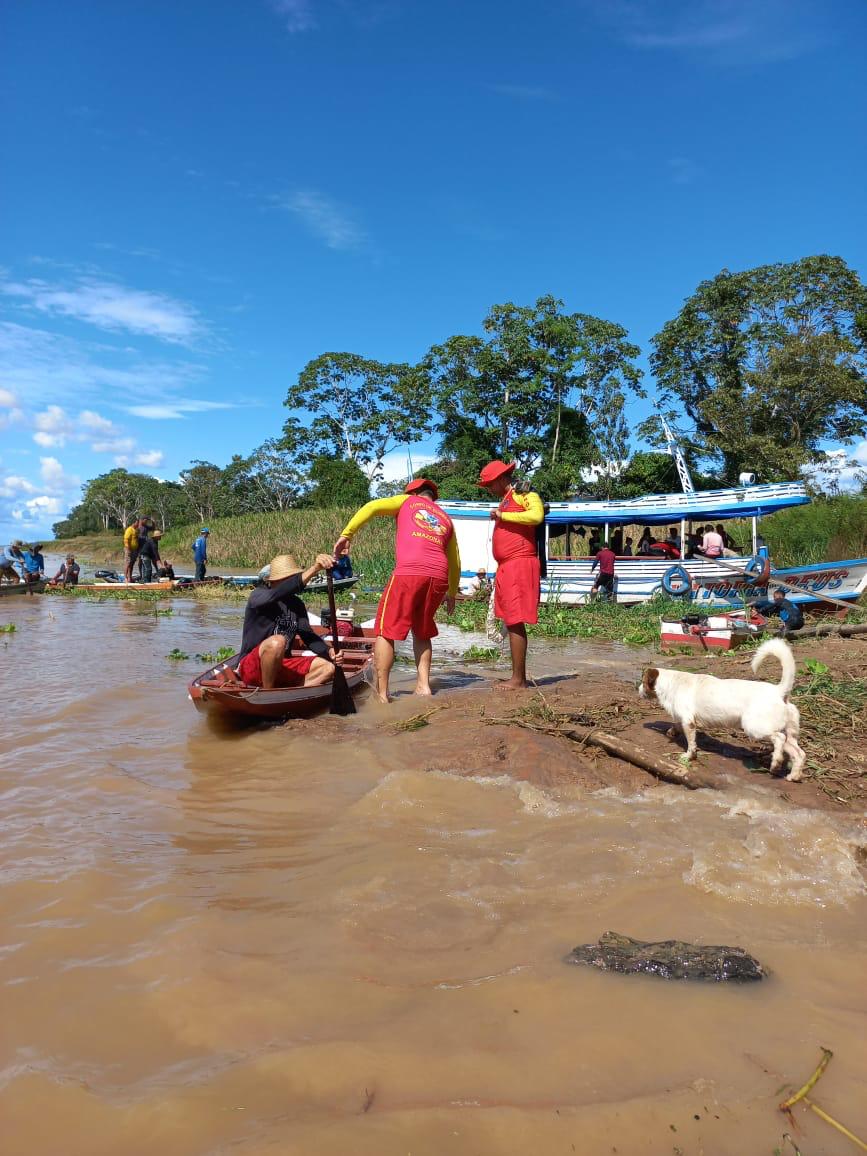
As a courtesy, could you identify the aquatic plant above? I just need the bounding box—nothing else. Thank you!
[166,648,190,661]
[0,623,16,633]
[195,645,236,663]
[461,645,501,662]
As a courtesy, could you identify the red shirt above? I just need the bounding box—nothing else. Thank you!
[492,489,540,563]
[394,495,453,581]
[595,547,616,575]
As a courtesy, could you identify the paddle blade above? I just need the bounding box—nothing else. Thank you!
[329,665,356,716]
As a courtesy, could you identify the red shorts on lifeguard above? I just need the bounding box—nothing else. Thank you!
[375,575,448,640]
[494,556,541,626]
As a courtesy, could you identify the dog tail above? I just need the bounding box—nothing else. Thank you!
[751,638,796,698]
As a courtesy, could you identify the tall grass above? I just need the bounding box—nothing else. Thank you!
[158,508,396,585]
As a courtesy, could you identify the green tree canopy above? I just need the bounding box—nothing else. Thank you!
[648,255,867,483]
[304,455,371,508]
[283,353,433,486]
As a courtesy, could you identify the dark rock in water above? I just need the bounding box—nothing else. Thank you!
[565,931,766,982]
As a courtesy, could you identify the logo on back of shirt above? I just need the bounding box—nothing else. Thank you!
[413,506,447,536]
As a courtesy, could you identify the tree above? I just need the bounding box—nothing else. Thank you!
[531,408,598,499]
[179,461,224,523]
[648,255,867,483]
[283,354,433,486]
[235,438,304,512]
[425,296,643,476]
[304,455,371,507]
[83,469,151,529]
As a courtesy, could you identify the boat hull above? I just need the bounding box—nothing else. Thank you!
[660,611,766,651]
[188,633,374,721]
[0,580,46,597]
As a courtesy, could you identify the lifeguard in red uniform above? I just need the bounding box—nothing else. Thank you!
[479,460,544,690]
[334,479,460,703]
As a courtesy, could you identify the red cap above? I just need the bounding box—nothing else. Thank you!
[405,478,439,500]
[478,460,516,486]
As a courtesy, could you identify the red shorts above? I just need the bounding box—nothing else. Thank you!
[237,646,315,687]
[494,556,540,626]
[375,574,448,641]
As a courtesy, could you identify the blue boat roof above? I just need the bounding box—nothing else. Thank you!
[441,482,810,525]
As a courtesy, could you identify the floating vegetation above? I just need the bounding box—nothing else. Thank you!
[195,645,235,663]
[153,607,174,617]
[461,645,501,663]
[390,706,447,732]
[0,623,16,633]
[166,648,190,661]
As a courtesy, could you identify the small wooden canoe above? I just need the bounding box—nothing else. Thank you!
[0,580,46,597]
[188,630,375,720]
[660,610,767,651]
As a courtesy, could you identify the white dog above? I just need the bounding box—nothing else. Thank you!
[639,638,806,781]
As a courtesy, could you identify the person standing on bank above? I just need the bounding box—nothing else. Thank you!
[478,460,544,691]
[193,528,209,581]
[333,479,460,703]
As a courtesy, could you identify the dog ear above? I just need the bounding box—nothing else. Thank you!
[642,668,659,696]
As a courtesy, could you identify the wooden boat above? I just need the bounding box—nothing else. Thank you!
[218,574,360,595]
[660,609,767,651]
[188,628,375,720]
[0,579,45,597]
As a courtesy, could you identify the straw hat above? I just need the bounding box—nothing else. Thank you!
[152,530,162,538]
[268,553,303,581]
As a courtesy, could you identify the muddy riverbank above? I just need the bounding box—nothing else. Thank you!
[1,594,865,1155]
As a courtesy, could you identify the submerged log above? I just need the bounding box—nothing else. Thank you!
[565,931,766,982]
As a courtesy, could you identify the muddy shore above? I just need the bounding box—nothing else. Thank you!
[298,633,867,816]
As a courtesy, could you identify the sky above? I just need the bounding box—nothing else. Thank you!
[1,0,866,541]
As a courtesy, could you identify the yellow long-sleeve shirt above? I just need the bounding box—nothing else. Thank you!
[341,494,461,595]
[498,489,544,525]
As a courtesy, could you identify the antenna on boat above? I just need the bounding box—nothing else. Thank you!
[656,407,695,495]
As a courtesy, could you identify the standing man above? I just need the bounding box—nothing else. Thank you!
[139,530,163,583]
[193,528,209,581]
[333,479,460,703]
[590,540,617,601]
[478,460,544,691]
[123,517,143,583]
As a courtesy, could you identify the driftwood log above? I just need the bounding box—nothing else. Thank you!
[560,726,720,790]
[786,621,867,641]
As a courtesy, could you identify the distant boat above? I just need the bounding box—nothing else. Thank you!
[441,482,867,608]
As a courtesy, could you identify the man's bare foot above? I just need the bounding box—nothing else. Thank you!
[375,692,394,704]
[414,685,433,697]
[494,678,530,691]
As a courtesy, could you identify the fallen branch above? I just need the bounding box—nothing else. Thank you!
[786,621,867,641]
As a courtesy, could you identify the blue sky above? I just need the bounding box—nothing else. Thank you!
[1,0,865,539]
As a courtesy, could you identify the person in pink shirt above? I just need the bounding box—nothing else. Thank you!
[334,479,460,703]
[700,525,724,558]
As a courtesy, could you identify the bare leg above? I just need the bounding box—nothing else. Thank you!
[258,637,288,690]
[496,624,530,690]
[303,657,335,687]
[413,635,433,696]
[373,636,395,703]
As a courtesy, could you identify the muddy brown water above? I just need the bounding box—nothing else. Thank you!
[1,595,866,1155]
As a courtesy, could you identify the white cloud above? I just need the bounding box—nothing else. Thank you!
[39,455,79,492]
[277,190,368,251]
[125,399,236,419]
[90,436,135,455]
[269,0,317,33]
[805,442,867,494]
[78,409,116,434]
[1,277,204,344]
[134,450,165,467]
[0,388,17,407]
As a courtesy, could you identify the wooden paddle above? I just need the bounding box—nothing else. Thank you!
[326,569,356,716]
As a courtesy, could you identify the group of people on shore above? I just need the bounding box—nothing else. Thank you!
[223,459,544,703]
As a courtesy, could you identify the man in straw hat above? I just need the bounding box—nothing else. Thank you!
[0,540,26,584]
[478,460,544,690]
[234,552,343,688]
[334,479,460,703]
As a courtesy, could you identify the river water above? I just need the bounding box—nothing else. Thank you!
[1,593,866,1155]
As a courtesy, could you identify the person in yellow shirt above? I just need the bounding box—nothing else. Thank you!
[123,518,143,584]
[333,479,460,702]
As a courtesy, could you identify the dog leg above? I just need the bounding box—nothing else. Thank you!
[679,720,698,764]
[770,732,786,775]
[784,739,806,782]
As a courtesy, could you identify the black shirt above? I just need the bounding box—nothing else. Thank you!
[139,537,161,561]
[238,574,330,660]
[755,597,804,631]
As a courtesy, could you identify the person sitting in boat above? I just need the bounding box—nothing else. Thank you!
[157,560,176,580]
[22,544,45,585]
[648,527,682,559]
[467,567,491,598]
[233,553,343,689]
[588,530,601,557]
[590,541,616,601]
[50,554,80,587]
[0,540,25,583]
[621,536,634,556]
[610,529,623,554]
[332,552,353,580]
[753,588,804,635]
[636,527,656,555]
[698,524,724,558]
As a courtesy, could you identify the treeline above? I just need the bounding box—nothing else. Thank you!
[54,255,867,536]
